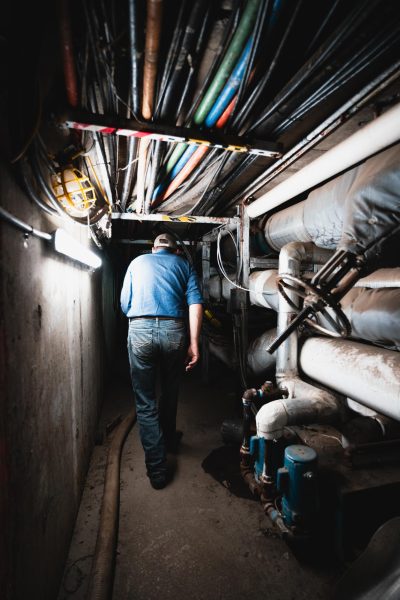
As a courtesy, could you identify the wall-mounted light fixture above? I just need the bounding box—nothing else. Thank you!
[53,228,102,269]
[0,206,102,269]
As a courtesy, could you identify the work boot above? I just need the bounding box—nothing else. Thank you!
[149,475,167,490]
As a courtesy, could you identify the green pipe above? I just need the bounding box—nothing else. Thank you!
[166,143,188,174]
[194,0,260,125]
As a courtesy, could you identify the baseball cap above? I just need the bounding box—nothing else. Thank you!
[153,233,178,249]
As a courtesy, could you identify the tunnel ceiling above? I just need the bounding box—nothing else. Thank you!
[4,0,400,243]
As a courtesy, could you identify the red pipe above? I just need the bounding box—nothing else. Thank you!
[59,0,79,108]
[216,96,237,129]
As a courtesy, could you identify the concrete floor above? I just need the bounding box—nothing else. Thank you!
[58,367,339,600]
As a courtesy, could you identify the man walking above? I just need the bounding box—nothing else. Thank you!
[120,233,203,489]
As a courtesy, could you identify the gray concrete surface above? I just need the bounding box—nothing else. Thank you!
[59,370,338,600]
[0,164,107,600]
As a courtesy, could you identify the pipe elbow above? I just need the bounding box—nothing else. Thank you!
[256,400,288,440]
[280,241,332,273]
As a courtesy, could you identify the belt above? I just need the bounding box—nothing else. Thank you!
[129,316,183,321]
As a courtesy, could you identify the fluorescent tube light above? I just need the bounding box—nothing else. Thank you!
[53,229,102,269]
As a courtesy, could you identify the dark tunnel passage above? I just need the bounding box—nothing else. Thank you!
[1,1,400,599]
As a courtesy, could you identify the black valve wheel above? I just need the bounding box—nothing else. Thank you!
[276,274,351,338]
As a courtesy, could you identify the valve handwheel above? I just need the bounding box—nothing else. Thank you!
[276,273,351,338]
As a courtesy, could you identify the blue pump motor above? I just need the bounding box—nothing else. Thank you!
[249,435,265,482]
[277,445,318,529]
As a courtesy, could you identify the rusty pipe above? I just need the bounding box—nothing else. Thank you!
[142,0,163,120]
[59,0,79,107]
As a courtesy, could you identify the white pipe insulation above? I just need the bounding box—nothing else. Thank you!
[256,379,342,440]
[300,337,400,422]
[356,268,400,289]
[247,101,400,219]
[208,270,279,309]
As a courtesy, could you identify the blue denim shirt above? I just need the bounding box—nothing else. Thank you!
[120,249,203,318]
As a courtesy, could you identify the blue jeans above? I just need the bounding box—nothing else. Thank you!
[127,318,187,478]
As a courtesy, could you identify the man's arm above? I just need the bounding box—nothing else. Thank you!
[185,303,203,371]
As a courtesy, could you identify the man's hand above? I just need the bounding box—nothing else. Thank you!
[186,304,203,372]
[185,342,200,371]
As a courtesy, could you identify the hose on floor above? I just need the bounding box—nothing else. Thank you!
[86,408,137,600]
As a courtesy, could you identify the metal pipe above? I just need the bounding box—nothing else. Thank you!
[300,338,400,422]
[59,0,79,107]
[247,101,400,219]
[0,205,52,241]
[142,0,163,120]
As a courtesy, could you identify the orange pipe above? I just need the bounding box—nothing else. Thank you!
[153,145,209,206]
[59,0,79,107]
[142,0,163,120]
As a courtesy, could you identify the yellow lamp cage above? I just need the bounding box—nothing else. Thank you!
[52,167,97,216]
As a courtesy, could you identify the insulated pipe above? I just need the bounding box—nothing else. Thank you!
[256,379,342,440]
[208,270,278,309]
[300,338,400,422]
[86,409,136,600]
[247,329,277,377]
[247,101,400,218]
[276,242,332,383]
[262,166,356,251]
[208,328,277,377]
[355,268,400,288]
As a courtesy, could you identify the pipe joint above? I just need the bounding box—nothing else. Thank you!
[256,400,288,440]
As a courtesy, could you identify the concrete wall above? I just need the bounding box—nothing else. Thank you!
[0,164,105,599]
